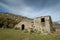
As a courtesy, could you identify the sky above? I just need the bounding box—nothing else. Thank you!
[0,0,60,22]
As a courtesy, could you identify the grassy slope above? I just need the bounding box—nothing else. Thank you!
[0,29,60,40]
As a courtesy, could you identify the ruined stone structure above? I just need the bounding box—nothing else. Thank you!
[15,19,33,31]
[34,16,54,33]
[15,16,54,33]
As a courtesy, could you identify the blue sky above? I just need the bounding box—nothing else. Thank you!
[0,0,60,21]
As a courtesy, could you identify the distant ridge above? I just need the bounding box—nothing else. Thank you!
[57,20,60,23]
[0,12,60,29]
[0,12,33,28]
[0,12,33,20]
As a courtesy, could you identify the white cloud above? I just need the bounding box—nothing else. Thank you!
[0,0,60,21]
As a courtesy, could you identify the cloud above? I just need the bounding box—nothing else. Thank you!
[0,0,38,17]
[0,0,60,21]
[0,0,26,14]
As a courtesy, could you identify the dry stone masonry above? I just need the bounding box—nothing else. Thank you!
[15,16,54,34]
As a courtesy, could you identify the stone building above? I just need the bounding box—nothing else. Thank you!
[34,16,54,33]
[15,19,33,31]
[15,16,54,33]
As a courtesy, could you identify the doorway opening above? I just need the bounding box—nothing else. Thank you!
[21,24,25,30]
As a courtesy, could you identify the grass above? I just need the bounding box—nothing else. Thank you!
[0,29,60,40]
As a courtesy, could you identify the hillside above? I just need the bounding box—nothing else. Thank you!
[0,12,32,28]
[52,22,60,29]
[0,12,60,29]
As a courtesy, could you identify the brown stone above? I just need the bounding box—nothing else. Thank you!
[15,16,54,34]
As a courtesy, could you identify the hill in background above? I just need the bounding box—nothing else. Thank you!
[0,12,32,28]
[0,12,60,29]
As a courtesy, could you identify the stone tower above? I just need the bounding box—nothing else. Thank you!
[34,16,53,33]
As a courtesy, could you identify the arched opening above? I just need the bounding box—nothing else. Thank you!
[21,24,25,30]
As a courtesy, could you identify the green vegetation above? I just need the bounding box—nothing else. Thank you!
[0,12,32,28]
[0,16,17,28]
[0,12,60,29]
[0,29,60,40]
[0,12,60,40]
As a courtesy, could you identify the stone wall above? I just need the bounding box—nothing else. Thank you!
[15,19,33,31]
[34,16,54,33]
[15,16,54,34]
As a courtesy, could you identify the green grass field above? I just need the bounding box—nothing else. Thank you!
[0,29,60,40]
